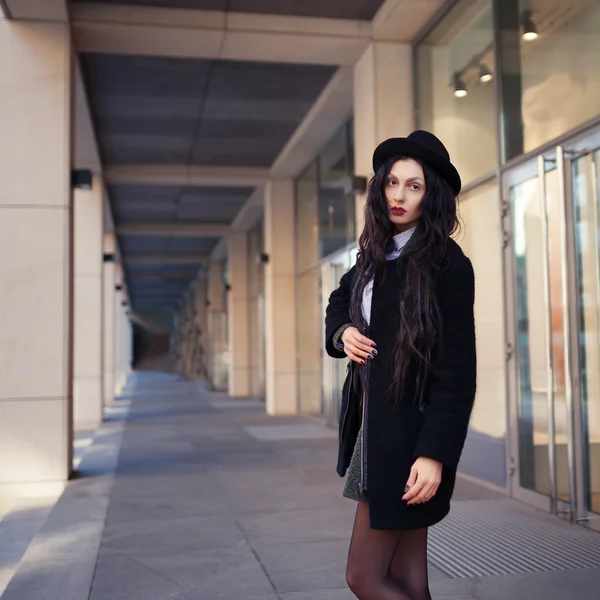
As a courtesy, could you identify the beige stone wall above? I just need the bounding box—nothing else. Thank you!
[227,233,251,397]
[207,260,228,391]
[456,180,506,439]
[0,19,74,488]
[73,176,104,430]
[353,42,414,235]
[264,180,298,415]
[103,234,116,405]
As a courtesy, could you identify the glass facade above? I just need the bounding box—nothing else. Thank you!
[497,0,600,159]
[318,122,356,258]
[417,0,498,184]
[415,0,600,510]
[294,121,356,416]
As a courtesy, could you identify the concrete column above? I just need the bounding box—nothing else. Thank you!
[227,233,251,397]
[195,276,209,379]
[264,180,298,415]
[113,263,128,395]
[247,227,262,397]
[73,175,104,430]
[117,301,132,390]
[0,19,74,491]
[103,234,116,405]
[353,42,414,235]
[114,297,131,395]
[207,260,227,390]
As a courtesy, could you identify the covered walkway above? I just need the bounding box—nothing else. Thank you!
[1,372,599,600]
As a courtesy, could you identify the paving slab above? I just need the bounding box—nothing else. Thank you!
[3,371,599,600]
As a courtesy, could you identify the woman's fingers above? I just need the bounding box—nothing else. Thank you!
[344,347,369,365]
[345,350,365,365]
[340,327,376,360]
[350,330,377,351]
[346,332,377,357]
[409,482,437,505]
[402,479,425,503]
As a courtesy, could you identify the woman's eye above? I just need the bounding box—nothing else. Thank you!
[387,179,396,186]
[410,184,421,191]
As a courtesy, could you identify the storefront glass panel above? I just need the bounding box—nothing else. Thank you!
[318,123,355,258]
[504,128,600,530]
[416,0,497,184]
[498,0,600,160]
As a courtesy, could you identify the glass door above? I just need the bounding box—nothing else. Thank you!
[504,130,600,530]
[571,148,600,522]
[320,247,357,427]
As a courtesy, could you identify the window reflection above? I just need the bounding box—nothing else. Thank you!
[499,0,600,158]
[416,0,497,184]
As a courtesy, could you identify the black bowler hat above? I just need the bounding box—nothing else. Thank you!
[372,130,461,196]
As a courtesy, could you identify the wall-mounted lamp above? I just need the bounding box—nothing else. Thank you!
[103,253,115,263]
[352,175,368,194]
[115,284,123,291]
[453,73,468,98]
[521,10,538,41]
[71,169,93,190]
[258,252,270,264]
[479,63,493,83]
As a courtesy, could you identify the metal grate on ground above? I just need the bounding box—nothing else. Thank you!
[428,499,600,578]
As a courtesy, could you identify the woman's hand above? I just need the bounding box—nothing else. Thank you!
[402,457,442,505]
[341,326,377,365]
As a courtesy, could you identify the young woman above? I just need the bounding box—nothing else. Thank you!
[325,130,476,600]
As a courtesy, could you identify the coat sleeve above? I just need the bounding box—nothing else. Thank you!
[414,255,477,470]
[324,265,356,359]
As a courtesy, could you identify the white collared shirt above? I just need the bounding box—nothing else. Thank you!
[361,227,416,326]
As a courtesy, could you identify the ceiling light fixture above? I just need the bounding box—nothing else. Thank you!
[453,73,467,98]
[521,9,539,41]
[479,63,493,83]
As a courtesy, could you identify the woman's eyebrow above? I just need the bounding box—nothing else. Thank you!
[389,174,425,183]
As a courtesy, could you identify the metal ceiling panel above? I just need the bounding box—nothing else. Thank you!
[108,184,253,225]
[119,235,219,256]
[78,49,335,319]
[80,53,335,166]
[72,0,385,20]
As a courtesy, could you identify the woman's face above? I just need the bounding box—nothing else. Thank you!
[385,158,426,232]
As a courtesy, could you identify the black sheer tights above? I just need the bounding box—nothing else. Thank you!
[346,502,432,600]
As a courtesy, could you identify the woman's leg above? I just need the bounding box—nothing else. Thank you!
[346,502,413,600]
[389,527,431,600]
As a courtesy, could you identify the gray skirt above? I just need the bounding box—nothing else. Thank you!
[342,425,368,503]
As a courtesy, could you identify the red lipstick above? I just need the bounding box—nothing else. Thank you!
[391,207,406,216]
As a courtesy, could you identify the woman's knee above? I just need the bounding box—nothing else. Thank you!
[346,562,365,597]
[346,562,380,599]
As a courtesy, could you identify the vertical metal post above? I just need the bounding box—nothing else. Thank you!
[556,146,578,521]
[493,0,525,163]
[538,155,558,514]
[562,150,589,524]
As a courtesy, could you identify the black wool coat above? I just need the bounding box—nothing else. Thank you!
[325,238,476,530]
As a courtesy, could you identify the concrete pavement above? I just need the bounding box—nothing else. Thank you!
[1,371,599,599]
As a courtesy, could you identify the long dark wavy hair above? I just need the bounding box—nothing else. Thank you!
[349,156,459,406]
